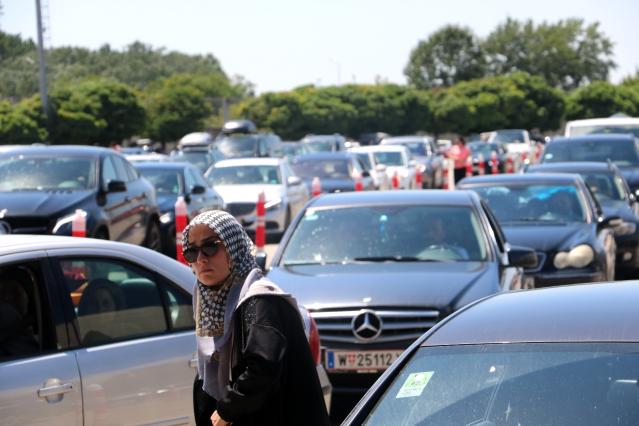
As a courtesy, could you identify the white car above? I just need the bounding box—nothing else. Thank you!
[348,146,391,190]
[564,116,639,138]
[204,158,310,238]
[0,235,331,424]
[358,145,417,190]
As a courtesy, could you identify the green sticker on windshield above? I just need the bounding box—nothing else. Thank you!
[396,371,434,399]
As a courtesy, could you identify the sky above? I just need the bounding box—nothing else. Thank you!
[2,0,638,94]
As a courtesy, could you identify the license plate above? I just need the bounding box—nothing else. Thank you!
[325,350,403,372]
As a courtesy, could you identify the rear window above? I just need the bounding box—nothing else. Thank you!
[543,141,639,167]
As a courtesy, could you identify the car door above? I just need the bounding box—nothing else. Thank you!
[54,255,196,425]
[100,155,133,242]
[113,155,150,245]
[0,255,83,426]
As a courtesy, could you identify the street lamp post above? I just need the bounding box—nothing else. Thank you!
[35,0,50,120]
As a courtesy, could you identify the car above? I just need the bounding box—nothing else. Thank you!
[360,145,418,189]
[487,128,535,157]
[275,141,304,161]
[380,136,444,188]
[219,119,257,135]
[0,235,332,424]
[0,145,162,251]
[213,133,282,160]
[133,161,225,257]
[169,147,219,174]
[204,158,310,240]
[458,173,620,287]
[124,153,171,163]
[289,152,375,194]
[177,132,216,149]
[300,134,348,152]
[266,190,536,420]
[343,281,639,425]
[564,115,639,137]
[540,134,639,196]
[467,141,508,174]
[348,146,392,190]
[526,161,639,275]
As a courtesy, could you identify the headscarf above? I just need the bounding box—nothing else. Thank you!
[183,210,258,337]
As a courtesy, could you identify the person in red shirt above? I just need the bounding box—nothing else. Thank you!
[447,136,471,183]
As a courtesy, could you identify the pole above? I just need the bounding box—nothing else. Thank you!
[175,196,188,265]
[255,191,266,251]
[35,0,50,121]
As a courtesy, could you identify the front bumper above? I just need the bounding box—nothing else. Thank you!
[533,271,605,287]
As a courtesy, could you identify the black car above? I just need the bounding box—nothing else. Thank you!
[541,134,639,195]
[266,190,536,421]
[0,145,161,250]
[527,161,639,274]
[459,173,619,286]
[133,161,225,257]
[213,133,282,160]
[344,281,639,426]
[289,152,374,193]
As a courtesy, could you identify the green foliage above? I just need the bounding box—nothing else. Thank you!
[566,81,639,120]
[0,96,48,144]
[405,25,486,89]
[483,18,615,90]
[50,78,145,145]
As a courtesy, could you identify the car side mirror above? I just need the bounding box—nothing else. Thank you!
[361,170,370,178]
[507,245,538,269]
[255,251,267,272]
[287,176,302,186]
[191,184,206,195]
[107,180,127,193]
[600,216,623,229]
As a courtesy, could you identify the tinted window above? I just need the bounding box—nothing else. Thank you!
[581,172,625,202]
[60,258,193,345]
[364,343,639,426]
[0,155,97,191]
[102,156,118,185]
[281,205,488,264]
[140,169,181,195]
[111,155,131,182]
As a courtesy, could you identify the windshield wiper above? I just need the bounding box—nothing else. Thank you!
[353,256,421,262]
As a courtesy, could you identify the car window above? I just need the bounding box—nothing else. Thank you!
[184,167,197,192]
[363,343,639,426]
[0,262,52,360]
[59,258,194,346]
[281,205,487,265]
[102,156,118,185]
[543,141,639,167]
[0,155,96,191]
[123,158,139,182]
[290,159,351,179]
[189,167,209,187]
[582,172,625,202]
[140,169,180,195]
[112,155,132,182]
[373,151,405,167]
[208,165,281,185]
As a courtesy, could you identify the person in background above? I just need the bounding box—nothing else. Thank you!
[185,210,329,426]
[447,136,471,183]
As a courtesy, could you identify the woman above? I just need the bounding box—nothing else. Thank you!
[447,136,470,183]
[185,210,329,426]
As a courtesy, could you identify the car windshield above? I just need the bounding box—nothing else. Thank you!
[280,205,488,265]
[469,142,501,156]
[543,141,639,167]
[580,172,626,202]
[0,155,97,191]
[302,140,337,152]
[169,151,214,172]
[389,142,426,157]
[363,343,639,426]
[207,165,281,185]
[472,184,586,224]
[139,169,181,195]
[373,151,405,167]
[490,130,526,143]
[290,159,351,179]
[215,135,259,158]
[570,125,639,138]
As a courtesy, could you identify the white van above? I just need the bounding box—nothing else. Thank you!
[564,117,639,137]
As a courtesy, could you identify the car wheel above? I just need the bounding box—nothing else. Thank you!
[605,235,616,281]
[145,221,162,252]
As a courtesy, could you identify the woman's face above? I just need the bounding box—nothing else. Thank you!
[187,224,231,287]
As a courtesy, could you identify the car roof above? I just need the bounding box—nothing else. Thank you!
[459,172,582,186]
[212,157,282,167]
[133,161,195,171]
[566,117,639,127]
[381,136,431,144]
[0,144,115,157]
[424,281,639,345]
[550,134,636,143]
[294,152,355,160]
[527,162,615,173]
[307,189,481,209]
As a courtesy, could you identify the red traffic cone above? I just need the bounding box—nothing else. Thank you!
[491,151,499,174]
[255,191,266,250]
[71,209,87,238]
[175,196,188,265]
[311,176,321,197]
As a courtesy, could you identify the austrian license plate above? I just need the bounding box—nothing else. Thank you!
[325,350,403,372]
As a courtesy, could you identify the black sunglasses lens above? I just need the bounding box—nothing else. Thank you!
[201,243,220,257]
[183,241,220,262]
[183,248,198,263]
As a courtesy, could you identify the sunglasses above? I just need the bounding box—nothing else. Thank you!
[183,240,223,263]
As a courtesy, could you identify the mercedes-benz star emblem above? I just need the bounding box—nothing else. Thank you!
[0,220,11,235]
[351,310,382,341]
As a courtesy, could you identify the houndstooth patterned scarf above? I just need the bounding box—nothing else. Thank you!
[183,210,258,337]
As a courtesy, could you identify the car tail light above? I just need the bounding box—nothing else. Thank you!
[308,315,321,365]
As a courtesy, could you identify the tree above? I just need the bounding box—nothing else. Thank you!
[484,18,615,90]
[50,78,145,145]
[566,81,639,120]
[404,25,486,89]
[0,97,48,144]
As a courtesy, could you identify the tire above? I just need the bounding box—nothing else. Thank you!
[144,221,162,252]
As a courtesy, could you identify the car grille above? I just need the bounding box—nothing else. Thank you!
[226,202,255,217]
[4,217,52,234]
[525,251,547,273]
[312,307,440,344]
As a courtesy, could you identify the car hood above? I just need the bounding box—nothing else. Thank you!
[214,184,283,203]
[267,262,490,310]
[503,223,593,252]
[0,190,93,217]
[601,200,637,222]
[157,194,178,214]
[301,178,355,192]
[619,168,639,190]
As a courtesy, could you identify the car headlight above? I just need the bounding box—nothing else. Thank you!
[159,212,173,224]
[553,244,594,269]
[265,198,282,211]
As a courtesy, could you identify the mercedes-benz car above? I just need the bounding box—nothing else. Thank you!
[265,190,536,421]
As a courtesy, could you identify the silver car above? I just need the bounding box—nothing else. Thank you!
[0,235,331,424]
